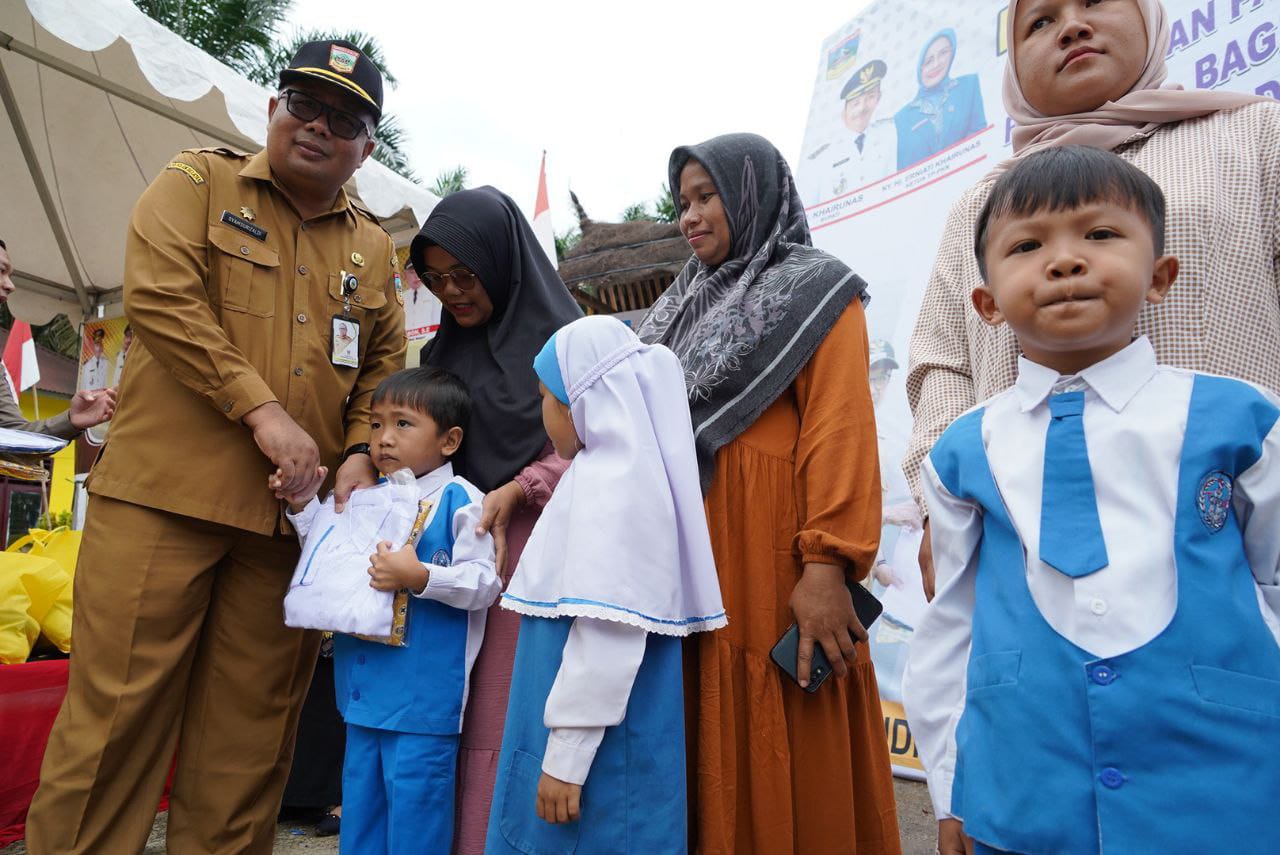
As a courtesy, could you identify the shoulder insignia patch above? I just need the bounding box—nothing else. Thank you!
[393,271,404,305]
[166,161,205,185]
[1197,470,1233,533]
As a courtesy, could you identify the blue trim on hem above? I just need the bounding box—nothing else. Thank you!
[502,593,726,626]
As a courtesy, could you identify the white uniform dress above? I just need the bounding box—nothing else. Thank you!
[803,118,897,206]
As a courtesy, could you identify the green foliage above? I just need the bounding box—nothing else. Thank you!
[133,0,290,71]
[368,114,418,183]
[621,203,651,222]
[430,166,469,198]
[555,228,581,262]
[652,187,677,224]
[36,510,73,530]
[621,188,677,224]
[0,305,81,361]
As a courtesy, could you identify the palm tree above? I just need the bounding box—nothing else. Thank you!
[652,188,677,224]
[0,305,82,360]
[133,0,291,70]
[132,2,418,182]
[430,166,469,198]
[621,203,651,222]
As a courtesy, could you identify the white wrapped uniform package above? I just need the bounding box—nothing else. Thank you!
[283,471,426,640]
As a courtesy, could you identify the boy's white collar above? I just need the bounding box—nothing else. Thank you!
[380,461,453,496]
[1014,336,1157,414]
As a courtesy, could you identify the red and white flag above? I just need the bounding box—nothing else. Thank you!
[2,321,39,401]
[532,151,558,269]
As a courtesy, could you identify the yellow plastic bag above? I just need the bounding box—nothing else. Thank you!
[0,552,70,663]
[6,527,82,653]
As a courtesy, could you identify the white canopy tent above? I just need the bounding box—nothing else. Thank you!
[0,0,438,326]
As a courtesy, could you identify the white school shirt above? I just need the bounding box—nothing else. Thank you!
[541,619,647,785]
[902,337,1280,820]
[289,463,500,685]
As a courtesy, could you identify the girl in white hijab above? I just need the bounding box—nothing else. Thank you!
[484,315,724,854]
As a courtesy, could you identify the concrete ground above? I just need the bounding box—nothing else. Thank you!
[3,779,936,853]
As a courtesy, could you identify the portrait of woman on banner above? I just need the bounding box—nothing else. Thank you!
[894,29,987,170]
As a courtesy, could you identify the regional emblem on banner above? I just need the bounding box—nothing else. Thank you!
[329,44,359,74]
[825,29,862,80]
[1196,471,1233,533]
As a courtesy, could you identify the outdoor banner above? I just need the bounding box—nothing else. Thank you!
[396,247,443,368]
[797,0,1280,779]
[77,317,132,446]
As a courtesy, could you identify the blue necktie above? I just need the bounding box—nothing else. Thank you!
[1039,391,1109,577]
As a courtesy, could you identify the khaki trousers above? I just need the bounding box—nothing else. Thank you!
[25,495,321,854]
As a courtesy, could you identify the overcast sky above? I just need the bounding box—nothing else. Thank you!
[287,0,874,232]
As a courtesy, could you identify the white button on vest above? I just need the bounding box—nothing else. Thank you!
[1090,598,1108,616]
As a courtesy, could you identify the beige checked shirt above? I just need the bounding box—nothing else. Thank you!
[905,101,1280,512]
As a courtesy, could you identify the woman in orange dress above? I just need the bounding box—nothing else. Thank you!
[639,133,901,855]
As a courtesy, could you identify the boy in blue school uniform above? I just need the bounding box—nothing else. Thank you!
[903,146,1280,855]
[278,367,499,855]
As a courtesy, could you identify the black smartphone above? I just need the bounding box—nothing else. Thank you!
[769,579,884,694]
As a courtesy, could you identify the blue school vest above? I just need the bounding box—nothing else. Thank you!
[484,615,686,855]
[333,480,473,735]
[930,374,1280,854]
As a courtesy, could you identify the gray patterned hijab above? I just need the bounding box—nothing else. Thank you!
[637,133,869,492]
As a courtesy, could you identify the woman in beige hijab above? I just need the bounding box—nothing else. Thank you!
[905,0,1279,603]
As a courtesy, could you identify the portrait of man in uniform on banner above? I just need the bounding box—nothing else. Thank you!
[78,317,128,445]
[804,59,897,205]
[402,261,441,343]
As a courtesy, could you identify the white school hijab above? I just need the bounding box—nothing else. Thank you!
[502,315,727,635]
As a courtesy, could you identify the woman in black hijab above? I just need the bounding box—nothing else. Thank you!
[409,186,580,854]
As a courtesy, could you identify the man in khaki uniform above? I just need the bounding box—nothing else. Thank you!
[26,41,406,854]
[0,239,116,435]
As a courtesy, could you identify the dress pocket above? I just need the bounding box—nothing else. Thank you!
[966,650,1021,692]
[1192,664,1280,719]
[499,748,581,855]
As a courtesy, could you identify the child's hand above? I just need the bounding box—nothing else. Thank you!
[270,465,327,512]
[368,541,428,593]
[535,772,581,824]
[937,818,973,855]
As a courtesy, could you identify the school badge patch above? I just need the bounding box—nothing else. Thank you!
[1196,471,1233,533]
[432,548,451,568]
[329,44,359,74]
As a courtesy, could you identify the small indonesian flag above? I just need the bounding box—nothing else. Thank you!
[532,151,558,269]
[2,321,39,400]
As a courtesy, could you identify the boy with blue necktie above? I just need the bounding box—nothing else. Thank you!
[904,145,1280,855]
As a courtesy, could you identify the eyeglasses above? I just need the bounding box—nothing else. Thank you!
[421,268,480,292]
[279,89,370,141]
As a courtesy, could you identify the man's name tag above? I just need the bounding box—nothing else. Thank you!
[220,210,268,242]
[331,315,360,368]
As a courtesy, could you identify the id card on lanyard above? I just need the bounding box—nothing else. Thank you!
[332,270,361,369]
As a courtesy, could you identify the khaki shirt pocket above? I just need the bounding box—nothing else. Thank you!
[326,270,388,313]
[208,223,280,318]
